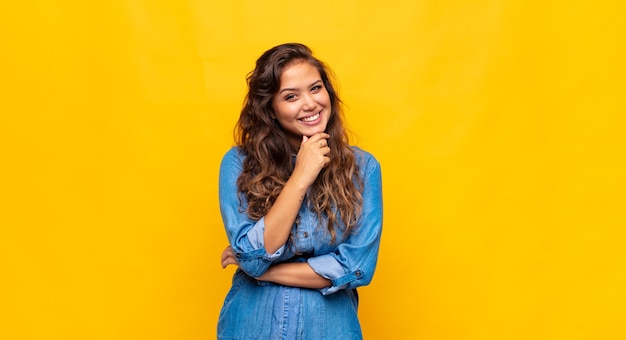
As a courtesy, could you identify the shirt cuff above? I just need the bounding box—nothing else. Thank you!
[244,216,285,260]
[308,254,365,295]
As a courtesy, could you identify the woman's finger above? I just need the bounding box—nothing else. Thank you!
[221,246,233,267]
[221,246,232,260]
[221,245,241,268]
[222,257,238,268]
[309,133,329,144]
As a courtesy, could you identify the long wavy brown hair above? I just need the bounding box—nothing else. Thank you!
[235,43,363,244]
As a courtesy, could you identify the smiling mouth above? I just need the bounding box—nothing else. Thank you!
[300,112,320,122]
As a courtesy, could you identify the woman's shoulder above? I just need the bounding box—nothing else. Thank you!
[220,146,246,169]
[350,146,380,171]
[223,146,244,158]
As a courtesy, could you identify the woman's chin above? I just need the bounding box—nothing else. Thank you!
[304,127,327,137]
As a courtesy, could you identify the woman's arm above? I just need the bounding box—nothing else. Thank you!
[221,246,331,289]
[256,263,331,289]
[262,133,330,253]
[218,134,330,277]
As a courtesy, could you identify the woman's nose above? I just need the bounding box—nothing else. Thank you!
[301,94,315,111]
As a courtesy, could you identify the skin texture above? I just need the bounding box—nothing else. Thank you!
[221,60,333,289]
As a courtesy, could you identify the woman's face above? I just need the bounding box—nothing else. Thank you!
[271,60,331,147]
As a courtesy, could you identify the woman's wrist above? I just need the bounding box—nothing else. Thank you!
[285,172,311,193]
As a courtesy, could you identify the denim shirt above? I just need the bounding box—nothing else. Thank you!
[217,146,382,339]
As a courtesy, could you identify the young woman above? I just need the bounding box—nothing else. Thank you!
[218,43,383,339]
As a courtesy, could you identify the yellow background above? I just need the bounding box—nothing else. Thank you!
[2,1,625,339]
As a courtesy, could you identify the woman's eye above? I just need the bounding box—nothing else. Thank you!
[285,94,296,100]
[311,85,322,91]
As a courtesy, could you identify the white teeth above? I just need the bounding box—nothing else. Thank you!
[300,112,320,122]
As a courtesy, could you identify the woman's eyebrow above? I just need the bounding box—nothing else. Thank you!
[278,80,322,94]
[278,87,297,94]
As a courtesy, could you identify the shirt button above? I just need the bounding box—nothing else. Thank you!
[235,253,241,258]
[355,270,362,277]
[303,232,309,238]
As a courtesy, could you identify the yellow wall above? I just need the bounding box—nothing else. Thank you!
[2,1,625,339]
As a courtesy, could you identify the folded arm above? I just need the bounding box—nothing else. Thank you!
[221,246,331,289]
[221,149,383,294]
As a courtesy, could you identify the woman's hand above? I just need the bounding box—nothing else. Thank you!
[221,245,239,269]
[292,133,331,188]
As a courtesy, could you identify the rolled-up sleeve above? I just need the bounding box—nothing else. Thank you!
[219,148,290,277]
[307,151,383,295]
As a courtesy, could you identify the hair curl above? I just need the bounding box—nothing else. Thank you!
[235,43,363,243]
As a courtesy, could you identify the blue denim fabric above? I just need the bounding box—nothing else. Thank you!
[217,146,383,339]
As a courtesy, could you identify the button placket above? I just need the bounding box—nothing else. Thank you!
[293,214,301,254]
[295,208,314,254]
